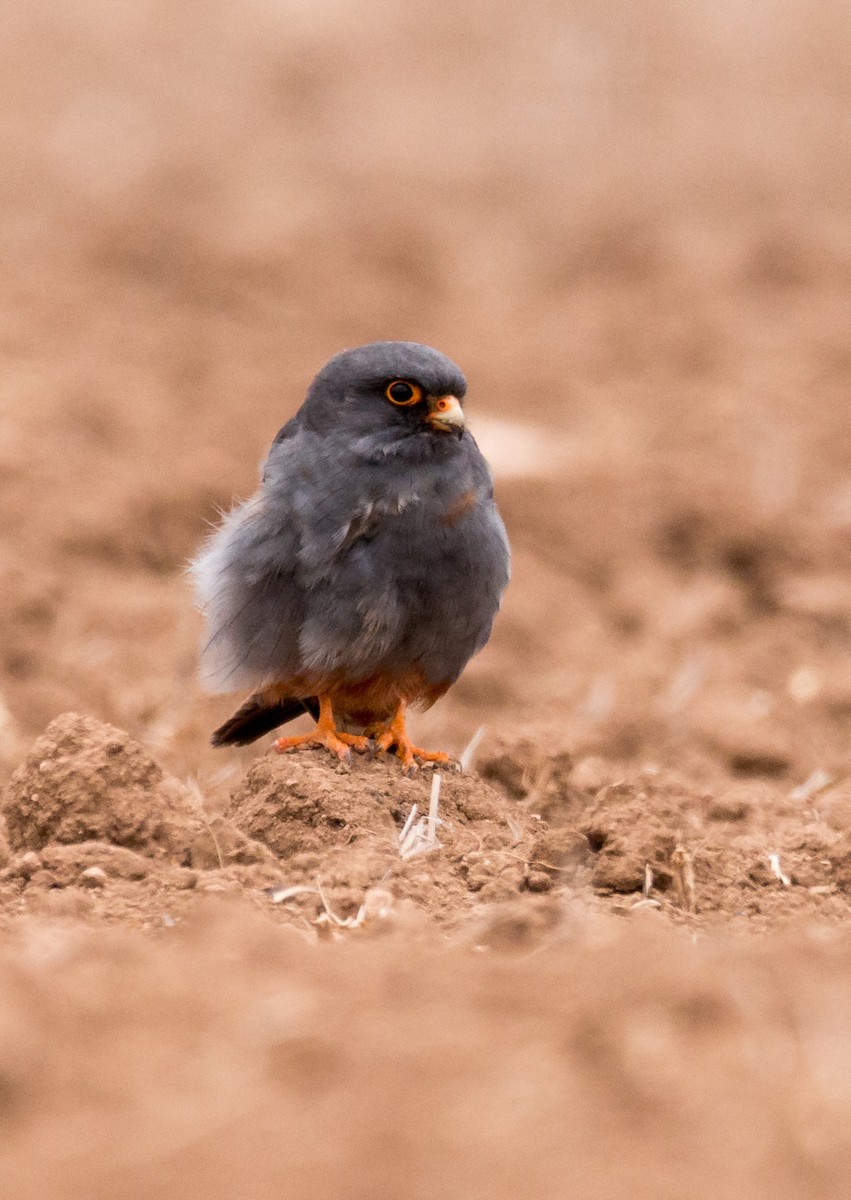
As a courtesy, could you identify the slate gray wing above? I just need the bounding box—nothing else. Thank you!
[192,423,399,692]
[191,431,311,692]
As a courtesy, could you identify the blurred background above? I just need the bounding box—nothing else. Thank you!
[4,8,851,1196]
[2,0,851,788]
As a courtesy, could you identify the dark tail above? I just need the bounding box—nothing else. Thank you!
[211,693,320,748]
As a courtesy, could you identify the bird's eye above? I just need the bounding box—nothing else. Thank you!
[385,380,423,406]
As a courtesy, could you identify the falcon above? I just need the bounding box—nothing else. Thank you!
[191,341,510,770]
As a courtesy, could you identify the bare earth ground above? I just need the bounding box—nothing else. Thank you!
[2,2,851,1196]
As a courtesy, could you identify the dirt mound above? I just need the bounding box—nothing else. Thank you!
[4,712,194,855]
[228,750,561,925]
[0,713,276,904]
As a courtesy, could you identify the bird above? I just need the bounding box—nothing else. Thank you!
[190,341,510,771]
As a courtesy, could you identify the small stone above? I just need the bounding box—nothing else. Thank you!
[79,866,108,888]
[11,851,42,880]
[592,853,648,893]
[525,871,554,893]
[746,858,775,887]
[707,795,752,822]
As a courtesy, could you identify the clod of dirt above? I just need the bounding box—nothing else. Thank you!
[478,738,590,825]
[2,712,273,870]
[79,866,108,888]
[580,777,703,894]
[705,784,755,822]
[227,750,546,927]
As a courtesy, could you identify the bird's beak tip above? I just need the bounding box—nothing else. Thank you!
[427,394,465,434]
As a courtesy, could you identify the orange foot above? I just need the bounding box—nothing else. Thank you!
[273,695,370,765]
[372,700,455,773]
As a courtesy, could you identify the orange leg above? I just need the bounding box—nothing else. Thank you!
[372,700,453,772]
[273,694,370,764]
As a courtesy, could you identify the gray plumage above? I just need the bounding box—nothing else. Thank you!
[191,341,510,747]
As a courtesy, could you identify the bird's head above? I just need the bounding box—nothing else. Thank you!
[301,341,468,444]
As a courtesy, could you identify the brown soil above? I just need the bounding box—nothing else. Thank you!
[3,2,851,1196]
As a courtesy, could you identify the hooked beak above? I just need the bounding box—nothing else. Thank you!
[427,394,465,437]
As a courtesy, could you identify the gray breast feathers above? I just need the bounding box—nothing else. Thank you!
[191,429,509,695]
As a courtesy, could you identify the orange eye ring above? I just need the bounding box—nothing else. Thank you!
[385,380,423,406]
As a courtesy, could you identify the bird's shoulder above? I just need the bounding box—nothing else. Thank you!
[262,414,311,483]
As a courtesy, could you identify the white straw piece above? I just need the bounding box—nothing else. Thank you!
[459,725,486,773]
[398,774,443,859]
